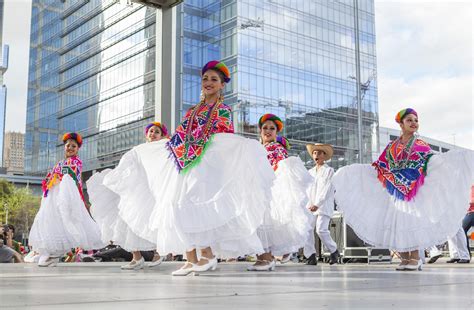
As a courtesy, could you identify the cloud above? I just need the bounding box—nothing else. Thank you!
[375,1,472,77]
[375,0,473,149]
[378,74,473,149]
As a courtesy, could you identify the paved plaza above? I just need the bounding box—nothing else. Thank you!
[1,259,473,309]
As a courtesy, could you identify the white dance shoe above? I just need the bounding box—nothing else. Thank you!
[404,259,423,271]
[247,259,276,271]
[38,255,59,267]
[121,257,145,270]
[172,262,195,276]
[395,259,409,271]
[148,255,164,268]
[192,257,218,272]
[280,254,291,264]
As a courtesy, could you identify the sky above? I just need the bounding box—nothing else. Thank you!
[3,0,31,134]
[374,0,473,149]
[2,0,473,149]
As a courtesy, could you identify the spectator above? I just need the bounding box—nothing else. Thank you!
[5,224,22,253]
[84,242,155,263]
[0,225,23,263]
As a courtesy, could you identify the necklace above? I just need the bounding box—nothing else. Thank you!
[390,135,416,170]
[184,95,223,145]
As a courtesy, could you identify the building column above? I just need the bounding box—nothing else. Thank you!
[155,5,181,132]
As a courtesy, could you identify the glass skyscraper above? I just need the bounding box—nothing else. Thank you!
[26,0,378,176]
[182,0,378,168]
[26,0,157,178]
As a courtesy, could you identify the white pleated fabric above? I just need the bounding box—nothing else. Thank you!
[29,175,105,256]
[87,169,156,252]
[333,150,474,252]
[257,156,314,255]
[104,133,275,258]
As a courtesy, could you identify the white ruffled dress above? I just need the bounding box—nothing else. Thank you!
[332,150,474,252]
[29,175,104,256]
[101,134,275,258]
[87,165,157,252]
[256,142,313,255]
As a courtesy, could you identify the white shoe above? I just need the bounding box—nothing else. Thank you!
[121,257,145,270]
[405,259,423,271]
[247,263,257,271]
[395,260,409,271]
[247,259,276,271]
[192,257,218,272]
[25,251,40,263]
[148,255,164,268]
[280,254,291,264]
[38,256,59,267]
[172,263,195,276]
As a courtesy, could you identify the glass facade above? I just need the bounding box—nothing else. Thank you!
[26,0,378,177]
[26,0,157,177]
[182,0,379,168]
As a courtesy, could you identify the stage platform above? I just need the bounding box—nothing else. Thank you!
[1,259,473,309]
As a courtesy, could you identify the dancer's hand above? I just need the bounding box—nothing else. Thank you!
[309,205,318,212]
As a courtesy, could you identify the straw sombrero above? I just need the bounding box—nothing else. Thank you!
[306,143,334,161]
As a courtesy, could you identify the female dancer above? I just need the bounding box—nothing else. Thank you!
[247,114,313,271]
[29,133,104,267]
[102,61,275,275]
[332,108,473,271]
[87,122,168,270]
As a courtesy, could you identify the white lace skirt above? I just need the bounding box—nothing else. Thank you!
[29,175,105,256]
[332,150,474,252]
[103,134,275,258]
[257,157,314,255]
[87,169,156,252]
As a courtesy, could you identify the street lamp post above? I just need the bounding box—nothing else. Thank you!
[353,0,363,164]
[3,202,8,224]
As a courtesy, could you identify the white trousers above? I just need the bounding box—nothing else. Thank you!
[448,227,470,259]
[428,227,469,260]
[303,214,338,257]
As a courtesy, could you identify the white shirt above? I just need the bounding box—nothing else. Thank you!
[308,164,335,217]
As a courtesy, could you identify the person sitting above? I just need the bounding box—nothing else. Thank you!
[0,226,23,263]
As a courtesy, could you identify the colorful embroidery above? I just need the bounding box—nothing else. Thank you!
[373,137,432,201]
[42,156,84,201]
[276,136,290,150]
[167,101,234,173]
[265,141,289,171]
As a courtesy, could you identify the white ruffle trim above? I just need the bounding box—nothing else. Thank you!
[29,175,105,256]
[103,134,275,258]
[87,169,156,252]
[257,156,314,255]
[333,150,474,252]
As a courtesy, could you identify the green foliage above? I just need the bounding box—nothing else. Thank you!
[0,179,14,198]
[0,179,41,236]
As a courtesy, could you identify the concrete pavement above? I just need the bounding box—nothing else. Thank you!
[1,259,473,309]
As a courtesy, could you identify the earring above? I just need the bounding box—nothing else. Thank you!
[199,90,205,102]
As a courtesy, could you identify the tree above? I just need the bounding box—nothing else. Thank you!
[0,179,41,239]
[0,179,14,199]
